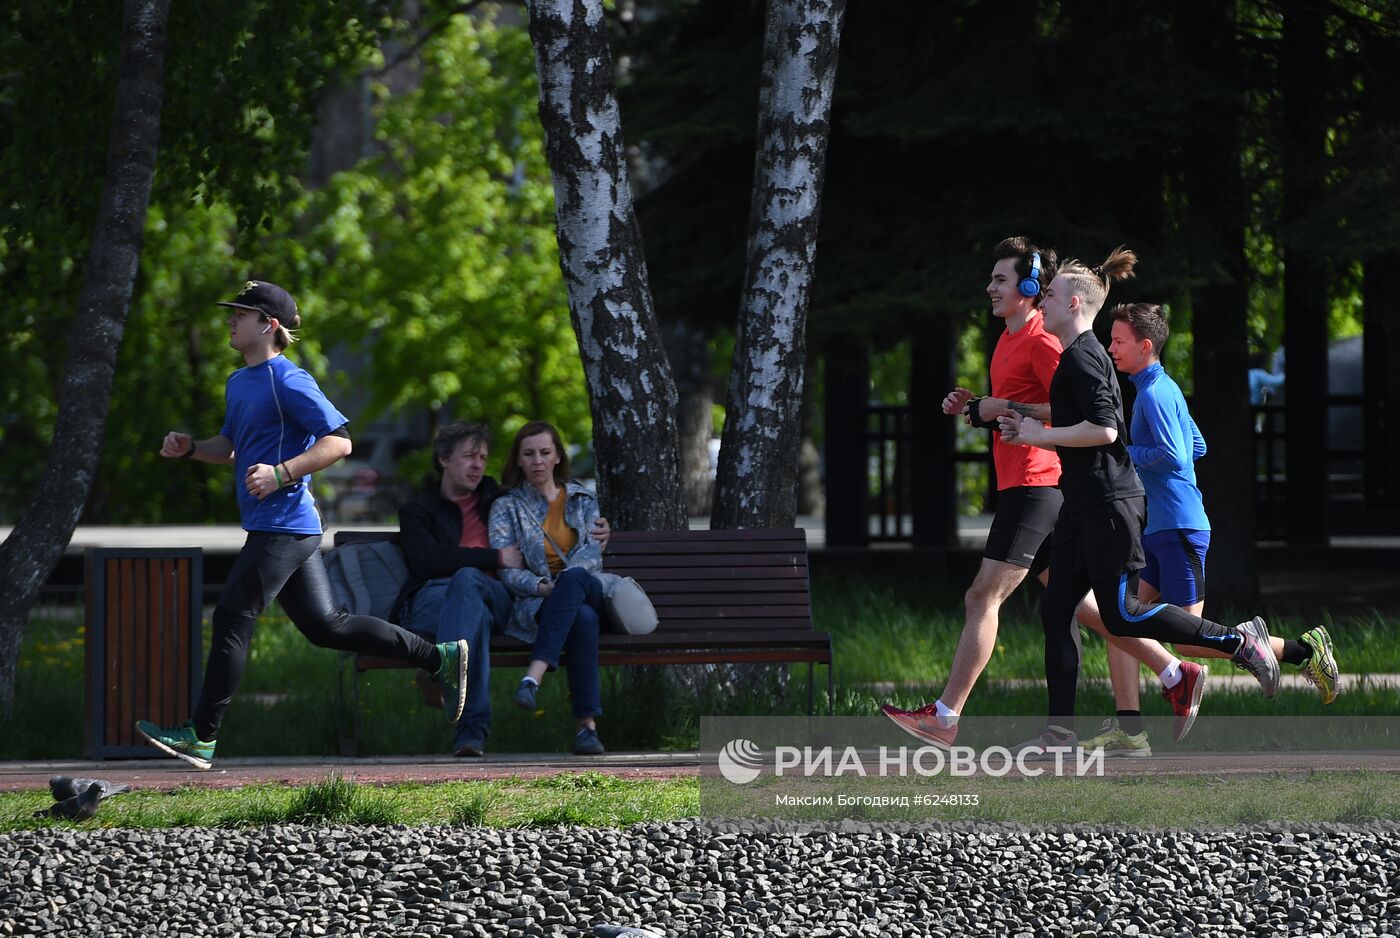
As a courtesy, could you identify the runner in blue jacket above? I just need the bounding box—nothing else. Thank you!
[1083,304,1340,757]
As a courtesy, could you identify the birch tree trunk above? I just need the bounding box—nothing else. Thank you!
[0,0,171,714]
[524,0,687,531]
[712,0,846,530]
[663,318,717,518]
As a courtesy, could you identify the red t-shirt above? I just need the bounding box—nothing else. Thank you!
[455,493,489,549]
[989,313,1062,490]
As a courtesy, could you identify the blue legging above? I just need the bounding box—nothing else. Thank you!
[533,566,603,719]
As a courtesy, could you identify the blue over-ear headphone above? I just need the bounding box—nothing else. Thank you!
[1018,251,1042,298]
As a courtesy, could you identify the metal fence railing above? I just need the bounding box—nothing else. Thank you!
[863,395,1374,544]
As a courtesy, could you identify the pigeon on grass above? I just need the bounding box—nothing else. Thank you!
[32,776,132,821]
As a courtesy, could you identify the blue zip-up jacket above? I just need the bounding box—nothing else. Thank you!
[1127,362,1210,535]
[487,481,602,643]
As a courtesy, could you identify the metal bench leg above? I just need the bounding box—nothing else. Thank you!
[807,662,814,716]
[336,652,360,757]
[827,661,834,716]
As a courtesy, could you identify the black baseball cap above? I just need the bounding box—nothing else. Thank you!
[216,280,299,325]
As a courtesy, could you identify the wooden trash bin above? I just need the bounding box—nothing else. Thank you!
[84,548,203,758]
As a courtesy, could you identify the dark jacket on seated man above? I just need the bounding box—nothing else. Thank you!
[392,475,503,623]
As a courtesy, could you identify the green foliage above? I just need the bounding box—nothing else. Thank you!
[0,1,394,522]
[0,6,585,520]
[299,13,588,471]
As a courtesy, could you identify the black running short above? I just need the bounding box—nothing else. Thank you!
[1049,495,1147,584]
[983,486,1063,573]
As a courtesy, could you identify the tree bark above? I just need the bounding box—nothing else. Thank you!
[796,344,825,517]
[1177,0,1258,604]
[712,0,846,530]
[0,0,171,714]
[662,318,716,518]
[524,0,687,531]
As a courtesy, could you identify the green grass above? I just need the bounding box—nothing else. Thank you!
[704,770,1400,827]
[3,769,1398,832]
[819,580,1400,685]
[0,772,698,832]
[3,579,1398,760]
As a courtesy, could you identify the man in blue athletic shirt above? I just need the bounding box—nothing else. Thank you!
[136,281,470,770]
[1082,304,1341,755]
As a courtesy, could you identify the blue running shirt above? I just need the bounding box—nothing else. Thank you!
[1126,362,1210,535]
[220,355,348,534]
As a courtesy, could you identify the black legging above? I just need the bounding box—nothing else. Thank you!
[192,532,440,740]
[1042,551,1242,722]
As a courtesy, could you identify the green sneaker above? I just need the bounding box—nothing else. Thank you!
[1300,626,1341,705]
[435,639,469,723]
[1080,718,1152,758]
[135,719,215,770]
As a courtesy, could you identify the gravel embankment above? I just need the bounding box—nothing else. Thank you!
[2,821,1397,936]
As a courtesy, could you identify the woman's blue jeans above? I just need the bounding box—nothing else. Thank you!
[533,566,604,719]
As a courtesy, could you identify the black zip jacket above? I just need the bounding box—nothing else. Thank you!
[392,475,502,623]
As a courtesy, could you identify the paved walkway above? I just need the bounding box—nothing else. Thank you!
[4,749,1399,793]
[0,752,702,793]
[864,672,1400,696]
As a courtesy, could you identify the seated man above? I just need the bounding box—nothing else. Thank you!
[396,420,608,756]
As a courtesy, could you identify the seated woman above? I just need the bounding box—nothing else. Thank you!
[488,420,607,755]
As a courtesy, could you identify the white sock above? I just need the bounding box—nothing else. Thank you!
[1159,659,1183,689]
[521,676,539,688]
[935,699,958,728]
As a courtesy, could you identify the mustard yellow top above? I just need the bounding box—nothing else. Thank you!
[542,487,578,576]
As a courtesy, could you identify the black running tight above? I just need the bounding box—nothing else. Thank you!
[192,532,440,740]
[1042,571,1242,721]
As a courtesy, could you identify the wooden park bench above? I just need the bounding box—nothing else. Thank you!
[333,527,833,755]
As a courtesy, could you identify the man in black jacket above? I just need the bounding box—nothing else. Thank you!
[397,421,516,756]
[397,420,608,756]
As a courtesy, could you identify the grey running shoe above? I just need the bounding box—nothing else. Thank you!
[1231,616,1280,699]
[1010,724,1078,762]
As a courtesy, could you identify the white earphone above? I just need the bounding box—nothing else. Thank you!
[261,324,273,334]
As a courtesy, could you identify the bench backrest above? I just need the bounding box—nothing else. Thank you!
[603,528,811,635]
[332,527,813,635]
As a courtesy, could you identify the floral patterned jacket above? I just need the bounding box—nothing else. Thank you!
[487,480,602,642]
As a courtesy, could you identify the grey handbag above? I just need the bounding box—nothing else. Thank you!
[525,504,659,635]
[593,572,659,636]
